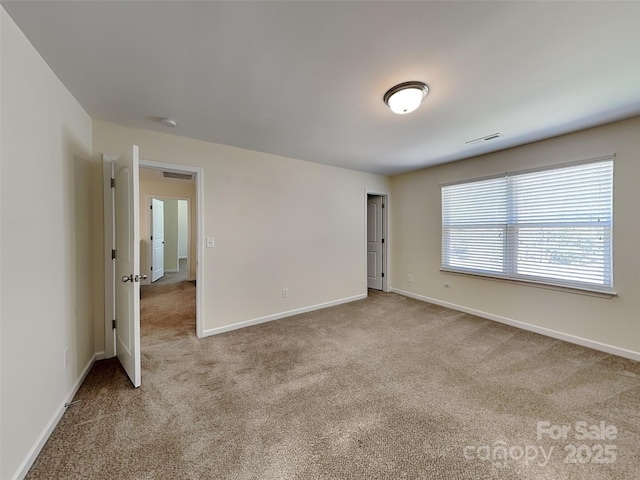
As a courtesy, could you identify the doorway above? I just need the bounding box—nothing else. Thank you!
[145,196,191,285]
[103,153,204,385]
[366,193,388,291]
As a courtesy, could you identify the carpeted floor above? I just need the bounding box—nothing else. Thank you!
[26,285,640,479]
[139,279,195,349]
[151,258,189,286]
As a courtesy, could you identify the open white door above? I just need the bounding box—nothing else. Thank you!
[115,145,141,388]
[367,195,384,290]
[150,198,165,282]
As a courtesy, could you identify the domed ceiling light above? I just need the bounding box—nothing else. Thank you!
[383,81,429,114]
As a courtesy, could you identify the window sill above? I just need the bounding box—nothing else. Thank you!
[439,268,618,299]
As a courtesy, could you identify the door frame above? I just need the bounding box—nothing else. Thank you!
[364,190,389,293]
[144,195,192,285]
[103,155,205,359]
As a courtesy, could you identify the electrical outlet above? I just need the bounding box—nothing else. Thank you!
[407,275,413,283]
[206,237,215,248]
[64,348,70,368]
[282,288,289,298]
[443,282,451,288]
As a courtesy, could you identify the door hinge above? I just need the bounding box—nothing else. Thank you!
[382,203,385,208]
[150,205,153,209]
[151,235,153,240]
[381,238,385,244]
[382,272,385,278]
[112,319,117,330]
[110,178,115,188]
[111,249,116,259]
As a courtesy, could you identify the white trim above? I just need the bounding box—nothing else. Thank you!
[202,294,366,337]
[391,288,640,362]
[94,351,106,361]
[11,355,97,480]
[102,155,117,358]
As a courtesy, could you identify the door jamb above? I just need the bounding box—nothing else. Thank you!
[103,156,205,359]
[365,190,390,293]
[103,155,117,358]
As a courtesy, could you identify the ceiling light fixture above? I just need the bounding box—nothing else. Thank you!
[383,81,429,114]
[159,117,177,127]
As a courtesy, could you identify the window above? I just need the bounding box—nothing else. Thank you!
[441,157,614,293]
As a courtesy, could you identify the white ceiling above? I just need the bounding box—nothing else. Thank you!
[3,1,639,175]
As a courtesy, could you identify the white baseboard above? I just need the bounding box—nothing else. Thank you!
[94,351,106,361]
[391,288,640,362]
[11,354,97,480]
[202,294,366,337]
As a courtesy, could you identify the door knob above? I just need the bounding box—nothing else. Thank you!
[121,274,133,283]
[140,274,148,280]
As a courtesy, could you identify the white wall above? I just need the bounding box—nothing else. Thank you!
[178,200,189,259]
[1,8,96,479]
[93,120,389,336]
[390,117,640,357]
[162,199,179,272]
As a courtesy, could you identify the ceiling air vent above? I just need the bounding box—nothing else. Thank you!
[162,171,193,180]
[465,133,503,145]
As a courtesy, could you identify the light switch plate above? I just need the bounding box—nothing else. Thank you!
[206,237,214,248]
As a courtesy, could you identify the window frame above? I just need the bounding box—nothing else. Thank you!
[441,156,615,296]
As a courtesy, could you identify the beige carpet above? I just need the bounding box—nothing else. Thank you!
[151,258,189,286]
[26,285,640,479]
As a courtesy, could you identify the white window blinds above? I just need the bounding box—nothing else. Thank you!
[442,157,614,292]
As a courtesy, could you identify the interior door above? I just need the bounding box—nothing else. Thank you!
[367,195,384,290]
[150,198,165,282]
[115,145,141,388]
